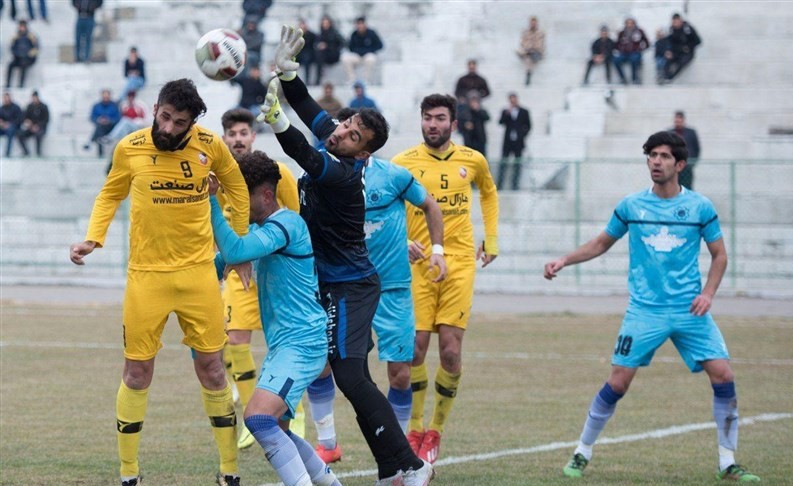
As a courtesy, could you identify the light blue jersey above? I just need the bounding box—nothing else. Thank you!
[364,157,428,290]
[605,187,722,310]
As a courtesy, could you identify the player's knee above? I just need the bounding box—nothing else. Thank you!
[439,347,461,372]
[387,364,411,389]
[194,354,227,388]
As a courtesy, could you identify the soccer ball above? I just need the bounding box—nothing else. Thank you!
[195,28,247,81]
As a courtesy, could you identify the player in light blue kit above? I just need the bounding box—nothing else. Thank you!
[306,108,447,461]
[544,131,759,482]
[209,151,341,486]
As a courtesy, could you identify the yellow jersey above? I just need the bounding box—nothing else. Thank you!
[393,141,499,256]
[85,125,249,271]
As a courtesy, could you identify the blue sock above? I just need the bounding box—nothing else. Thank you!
[580,383,624,448]
[307,374,337,449]
[712,382,738,457]
[245,414,309,486]
[387,386,412,434]
[287,430,340,485]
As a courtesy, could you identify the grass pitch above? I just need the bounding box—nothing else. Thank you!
[1,303,791,485]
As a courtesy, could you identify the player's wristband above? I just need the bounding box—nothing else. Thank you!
[483,235,499,255]
[431,244,444,256]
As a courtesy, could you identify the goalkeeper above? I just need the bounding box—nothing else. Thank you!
[258,26,434,485]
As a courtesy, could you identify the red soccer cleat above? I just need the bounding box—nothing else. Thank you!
[418,429,441,464]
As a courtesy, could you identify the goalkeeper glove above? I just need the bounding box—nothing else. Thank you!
[257,79,290,133]
[273,25,305,81]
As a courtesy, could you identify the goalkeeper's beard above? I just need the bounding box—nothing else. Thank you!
[152,119,190,151]
[422,126,452,149]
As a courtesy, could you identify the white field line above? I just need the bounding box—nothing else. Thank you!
[2,341,791,367]
[259,413,793,486]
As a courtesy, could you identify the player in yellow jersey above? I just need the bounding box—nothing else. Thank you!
[393,93,500,465]
[216,108,306,449]
[69,79,249,486]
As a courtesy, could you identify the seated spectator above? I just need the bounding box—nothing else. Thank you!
[99,90,147,146]
[348,81,378,112]
[663,12,701,82]
[583,25,616,85]
[454,59,491,100]
[314,15,345,85]
[239,18,264,74]
[341,16,383,85]
[118,46,145,101]
[654,28,671,83]
[241,0,271,26]
[613,17,650,84]
[516,16,545,86]
[17,90,49,157]
[0,92,23,157]
[317,81,343,118]
[457,91,490,155]
[230,64,268,122]
[296,18,318,85]
[83,89,120,157]
[5,20,39,89]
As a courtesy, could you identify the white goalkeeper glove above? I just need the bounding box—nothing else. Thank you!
[273,24,305,81]
[257,79,290,133]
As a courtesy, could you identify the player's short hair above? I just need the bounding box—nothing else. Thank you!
[674,110,685,118]
[357,108,389,153]
[157,78,207,121]
[643,131,689,162]
[336,107,357,122]
[420,93,458,122]
[235,151,281,193]
[221,108,255,131]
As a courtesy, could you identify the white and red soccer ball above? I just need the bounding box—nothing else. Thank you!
[195,28,247,81]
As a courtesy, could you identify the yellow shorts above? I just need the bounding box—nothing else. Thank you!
[411,253,476,332]
[122,261,226,360]
[222,270,262,332]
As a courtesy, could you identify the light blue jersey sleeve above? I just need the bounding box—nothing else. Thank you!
[210,196,288,264]
[605,198,630,239]
[402,173,427,207]
[700,198,722,243]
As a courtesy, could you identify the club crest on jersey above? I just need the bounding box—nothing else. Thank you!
[458,167,468,179]
[674,206,689,220]
[641,226,686,252]
[198,152,208,165]
[368,189,381,204]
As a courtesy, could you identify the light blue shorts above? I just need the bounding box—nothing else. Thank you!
[612,306,730,372]
[257,343,327,420]
[372,287,415,363]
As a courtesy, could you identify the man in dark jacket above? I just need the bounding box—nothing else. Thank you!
[341,16,383,85]
[17,90,49,157]
[84,88,119,157]
[458,91,490,156]
[663,13,701,81]
[241,0,271,26]
[583,25,616,85]
[0,92,23,157]
[6,20,38,88]
[239,18,264,71]
[498,93,531,191]
[72,0,103,63]
[613,17,650,84]
[669,111,701,189]
[454,59,491,100]
[296,18,318,85]
[231,65,268,130]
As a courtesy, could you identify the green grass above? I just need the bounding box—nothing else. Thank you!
[1,304,791,485]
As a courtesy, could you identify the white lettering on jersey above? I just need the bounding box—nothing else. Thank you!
[639,209,646,219]
[641,226,686,252]
[363,220,384,240]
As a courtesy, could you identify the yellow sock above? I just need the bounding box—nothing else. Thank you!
[292,400,306,438]
[409,363,429,432]
[428,366,462,434]
[116,382,149,478]
[228,343,257,407]
[201,384,238,475]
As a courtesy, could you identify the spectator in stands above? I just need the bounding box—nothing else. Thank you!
[2,0,47,21]
[296,18,318,85]
[654,28,671,84]
[0,92,23,157]
[669,110,700,189]
[5,20,38,89]
[454,59,491,100]
[241,0,271,27]
[663,13,701,82]
[348,80,378,112]
[231,64,268,124]
[84,88,120,157]
[613,17,650,84]
[16,90,48,157]
[317,81,343,118]
[341,16,384,85]
[239,17,264,73]
[458,91,490,155]
[583,25,616,85]
[516,16,545,86]
[99,90,147,147]
[118,46,145,101]
[72,0,103,63]
[497,92,531,191]
[314,15,345,85]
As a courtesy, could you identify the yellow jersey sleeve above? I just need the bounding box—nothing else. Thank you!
[472,151,499,251]
[85,142,133,247]
[275,162,300,212]
[210,140,249,236]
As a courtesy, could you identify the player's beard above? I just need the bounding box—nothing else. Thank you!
[152,119,189,151]
[422,125,452,149]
